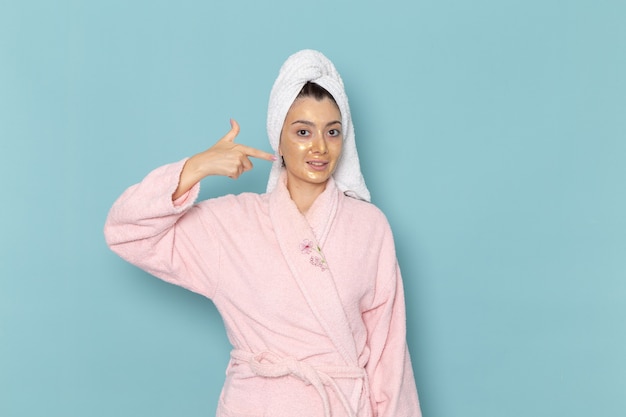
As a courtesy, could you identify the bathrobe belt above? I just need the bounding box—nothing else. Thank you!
[231,350,368,417]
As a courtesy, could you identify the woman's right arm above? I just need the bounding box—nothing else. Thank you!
[104,119,275,296]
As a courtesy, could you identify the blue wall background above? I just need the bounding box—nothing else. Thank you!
[1,1,624,416]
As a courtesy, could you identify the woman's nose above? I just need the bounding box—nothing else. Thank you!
[311,133,328,154]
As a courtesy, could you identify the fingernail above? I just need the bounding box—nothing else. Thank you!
[271,155,278,161]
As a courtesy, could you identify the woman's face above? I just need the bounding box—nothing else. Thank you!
[279,96,343,192]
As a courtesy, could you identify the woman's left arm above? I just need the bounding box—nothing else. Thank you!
[362,227,422,417]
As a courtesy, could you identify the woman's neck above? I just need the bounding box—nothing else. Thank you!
[285,179,327,214]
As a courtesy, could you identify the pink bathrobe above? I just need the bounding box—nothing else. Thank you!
[104,159,421,417]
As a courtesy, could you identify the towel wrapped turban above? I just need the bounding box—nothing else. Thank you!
[266,49,371,202]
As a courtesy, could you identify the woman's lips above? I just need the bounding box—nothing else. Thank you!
[307,160,329,171]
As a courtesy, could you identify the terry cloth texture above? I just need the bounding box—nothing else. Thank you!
[104,159,421,416]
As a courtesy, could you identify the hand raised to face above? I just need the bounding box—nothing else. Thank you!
[198,119,276,179]
[172,119,276,200]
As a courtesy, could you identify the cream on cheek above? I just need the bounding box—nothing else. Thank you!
[279,131,312,161]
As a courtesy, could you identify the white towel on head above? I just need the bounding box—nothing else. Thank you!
[266,49,371,202]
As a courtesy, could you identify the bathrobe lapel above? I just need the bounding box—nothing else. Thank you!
[269,174,358,366]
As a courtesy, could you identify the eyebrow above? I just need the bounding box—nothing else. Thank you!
[290,120,342,127]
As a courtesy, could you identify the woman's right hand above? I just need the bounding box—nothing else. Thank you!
[172,119,276,200]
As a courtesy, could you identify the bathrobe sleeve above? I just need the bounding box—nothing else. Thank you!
[362,222,421,417]
[104,159,220,298]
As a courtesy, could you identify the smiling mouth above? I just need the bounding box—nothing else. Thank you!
[307,161,329,172]
[307,160,330,171]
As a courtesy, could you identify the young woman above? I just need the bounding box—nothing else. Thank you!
[105,49,421,417]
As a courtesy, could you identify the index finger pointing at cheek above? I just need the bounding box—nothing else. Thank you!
[239,145,277,162]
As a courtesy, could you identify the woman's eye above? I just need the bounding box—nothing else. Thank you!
[328,129,341,137]
[297,129,309,136]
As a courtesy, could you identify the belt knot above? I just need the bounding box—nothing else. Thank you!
[230,350,366,417]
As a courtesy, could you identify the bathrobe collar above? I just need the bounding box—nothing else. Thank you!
[269,172,358,366]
